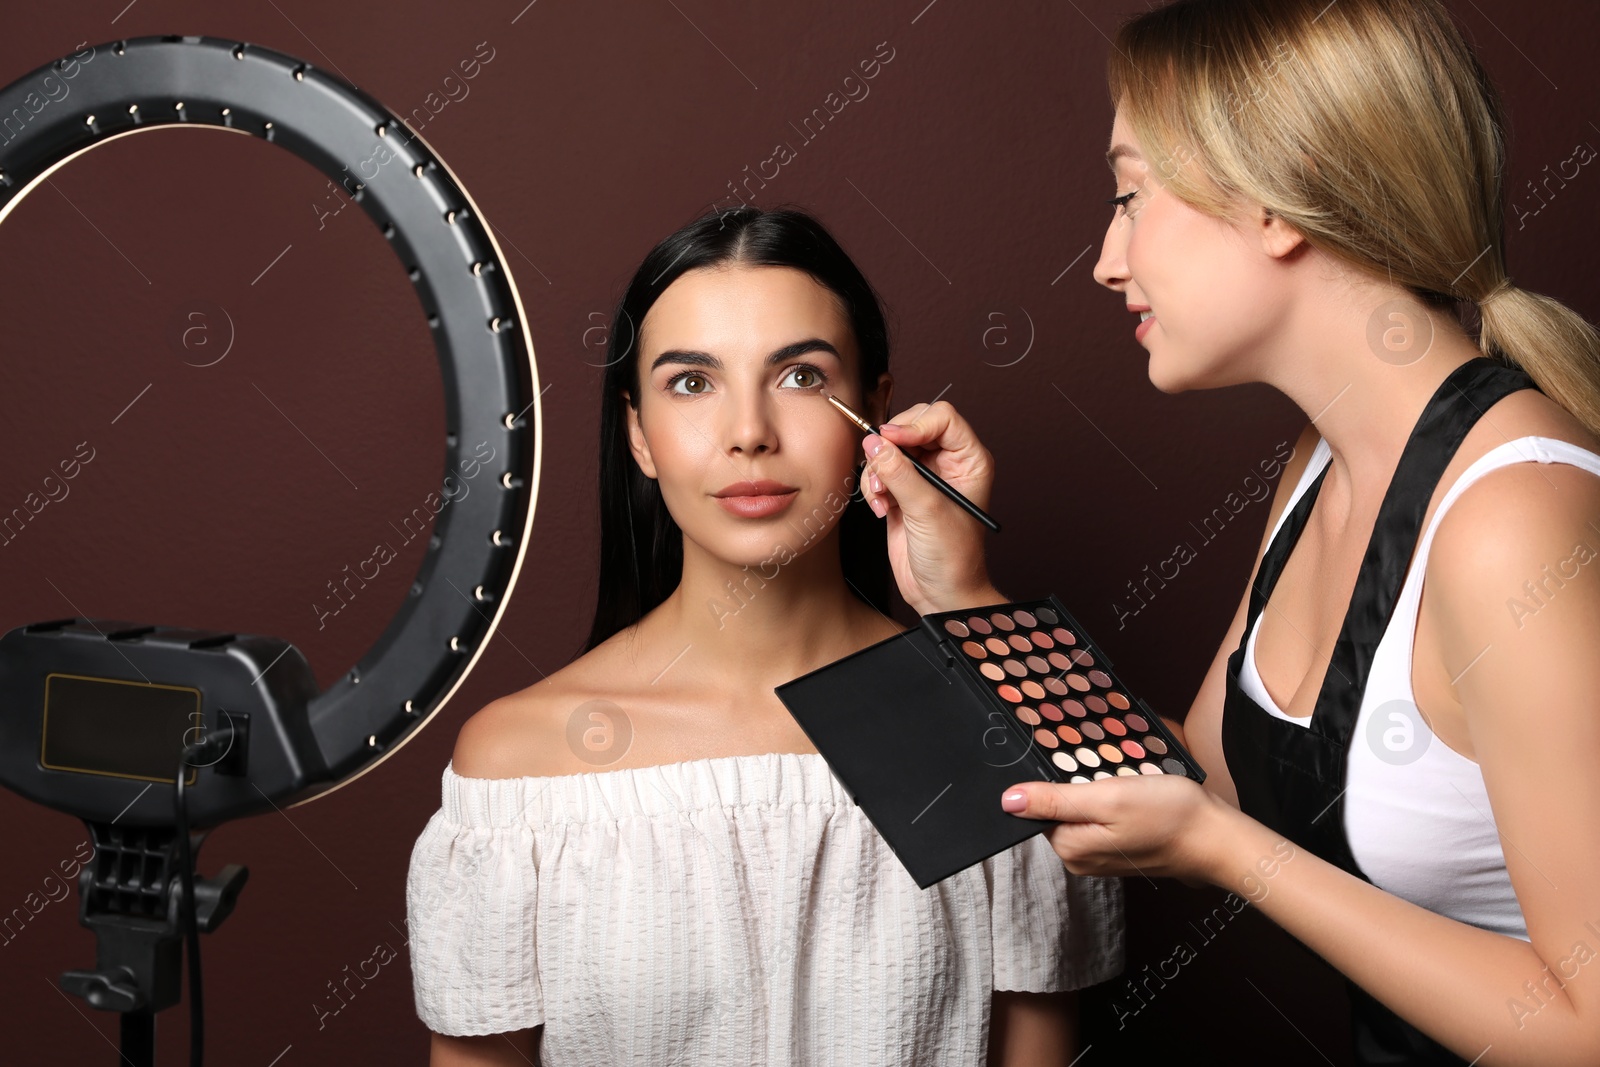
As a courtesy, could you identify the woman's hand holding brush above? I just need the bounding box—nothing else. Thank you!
[860,400,1004,615]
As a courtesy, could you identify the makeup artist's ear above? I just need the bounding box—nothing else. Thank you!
[1259,205,1305,260]
[621,390,659,480]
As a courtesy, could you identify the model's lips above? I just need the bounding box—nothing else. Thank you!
[713,479,798,498]
[712,480,799,518]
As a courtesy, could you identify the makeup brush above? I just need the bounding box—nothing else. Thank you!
[827,394,1001,533]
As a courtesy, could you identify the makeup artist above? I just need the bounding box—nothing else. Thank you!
[858,1,1600,1064]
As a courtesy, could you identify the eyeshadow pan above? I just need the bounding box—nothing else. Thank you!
[936,600,1205,794]
[1070,775,1091,784]
[1115,765,1138,776]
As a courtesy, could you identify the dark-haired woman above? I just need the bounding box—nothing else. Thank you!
[860,1,1600,1064]
[405,207,1124,1066]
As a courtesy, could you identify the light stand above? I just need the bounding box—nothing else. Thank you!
[0,33,541,1064]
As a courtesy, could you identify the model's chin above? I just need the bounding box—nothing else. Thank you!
[683,497,844,566]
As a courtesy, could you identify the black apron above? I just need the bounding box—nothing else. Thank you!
[1219,355,1538,1066]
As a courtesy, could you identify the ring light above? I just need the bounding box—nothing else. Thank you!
[0,34,541,818]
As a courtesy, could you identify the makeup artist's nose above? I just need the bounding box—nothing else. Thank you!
[1093,215,1129,292]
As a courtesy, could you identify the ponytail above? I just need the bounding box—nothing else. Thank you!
[1477,282,1600,438]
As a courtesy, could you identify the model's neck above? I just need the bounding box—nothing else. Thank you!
[647,526,888,692]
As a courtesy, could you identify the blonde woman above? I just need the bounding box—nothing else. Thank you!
[860,1,1600,1064]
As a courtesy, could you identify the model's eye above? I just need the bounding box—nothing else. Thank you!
[1108,190,1138,216]
[666,371,711,395]
[780,364,828,390]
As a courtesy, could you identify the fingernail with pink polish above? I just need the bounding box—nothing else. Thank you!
[1001,790,1026,812]
[863,434,884,457]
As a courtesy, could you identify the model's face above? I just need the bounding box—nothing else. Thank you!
[626,264,891,567]
[1093,103,1296,391]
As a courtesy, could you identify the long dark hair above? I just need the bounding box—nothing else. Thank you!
[584,206,893,652]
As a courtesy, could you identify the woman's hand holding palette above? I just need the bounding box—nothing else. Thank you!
[776,595,1204,887]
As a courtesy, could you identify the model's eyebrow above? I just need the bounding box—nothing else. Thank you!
[1106,144,1141,171]
[649,337,842,373]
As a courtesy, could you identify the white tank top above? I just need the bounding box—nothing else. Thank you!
[1237,433,1600,942]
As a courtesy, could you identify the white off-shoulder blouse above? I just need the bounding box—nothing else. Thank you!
[406,751,1124,1065]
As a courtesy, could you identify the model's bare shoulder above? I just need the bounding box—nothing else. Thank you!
[450,687,559,780]
[449,630,651,779]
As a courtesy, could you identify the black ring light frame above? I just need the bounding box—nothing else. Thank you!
[0,35,541,810]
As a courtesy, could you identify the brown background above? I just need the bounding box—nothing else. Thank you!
[1,1,1596,1063]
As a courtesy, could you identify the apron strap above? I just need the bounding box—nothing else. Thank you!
[1240,356,1537,743]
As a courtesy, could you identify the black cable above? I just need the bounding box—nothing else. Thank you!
[175,736,211,1067]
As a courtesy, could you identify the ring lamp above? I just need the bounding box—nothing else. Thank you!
[0,35,540,1063]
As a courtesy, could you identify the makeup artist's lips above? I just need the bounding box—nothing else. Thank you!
[712,479,799,518]
[1128,304,1155,342]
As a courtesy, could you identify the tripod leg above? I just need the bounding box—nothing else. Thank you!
[120,1008,155,1067]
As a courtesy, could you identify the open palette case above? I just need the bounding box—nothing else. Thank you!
[776,595,1204,888]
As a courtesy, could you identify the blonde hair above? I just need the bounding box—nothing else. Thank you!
[1109,0,1600,436]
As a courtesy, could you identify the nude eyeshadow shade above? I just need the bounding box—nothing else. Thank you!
[775,595,1206,889]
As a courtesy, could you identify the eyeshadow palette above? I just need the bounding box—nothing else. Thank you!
[776,594,1204,888]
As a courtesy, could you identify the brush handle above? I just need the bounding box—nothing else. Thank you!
[900,451,1001,533]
